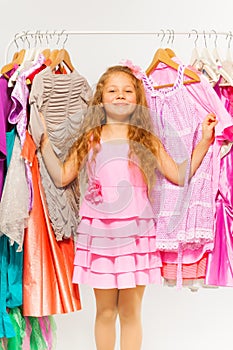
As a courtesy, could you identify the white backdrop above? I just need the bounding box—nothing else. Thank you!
[2,0,233,348]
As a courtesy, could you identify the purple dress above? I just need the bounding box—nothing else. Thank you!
[0,70,15,199]
[142,65,214,256]
[8,54,45,211]
[142,61,233,285]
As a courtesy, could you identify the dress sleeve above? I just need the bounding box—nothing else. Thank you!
[41,139,64,188]
[186,75,233,142]
[28,73,45,148]
[80,78,93,107]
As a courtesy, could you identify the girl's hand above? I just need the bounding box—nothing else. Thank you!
[201,113,218,145]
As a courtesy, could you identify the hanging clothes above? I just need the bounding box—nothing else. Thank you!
[205,81,233,286]
[143,65,214,251]
[0,132,23,339]
[8,54,46,213]
[29,66,92,241]
[142,57,233,285]
[0,49,86,346]
[21,131,81,316]
[0,69,15,199]
[0,133,29,251]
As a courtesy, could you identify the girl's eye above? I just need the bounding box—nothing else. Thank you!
[126,90,133,93]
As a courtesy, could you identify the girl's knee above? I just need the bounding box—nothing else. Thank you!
[118,305,140,322]
[96,307,118,322]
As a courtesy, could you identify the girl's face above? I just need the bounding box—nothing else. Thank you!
[102,72,137,123]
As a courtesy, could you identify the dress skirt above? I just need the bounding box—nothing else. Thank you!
[72,216,162,289]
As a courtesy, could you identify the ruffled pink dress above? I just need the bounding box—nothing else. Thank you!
[72,140,162,289]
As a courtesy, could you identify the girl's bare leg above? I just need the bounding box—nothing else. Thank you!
[118,285,145,350]
[94,288,119,350]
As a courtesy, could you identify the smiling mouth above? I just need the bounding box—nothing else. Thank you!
[113,103,129,106]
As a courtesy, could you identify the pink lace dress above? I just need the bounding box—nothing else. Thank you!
[142,65,215,286]
[72,140,162,289]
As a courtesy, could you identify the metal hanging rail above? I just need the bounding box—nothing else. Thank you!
[5,29,233,63]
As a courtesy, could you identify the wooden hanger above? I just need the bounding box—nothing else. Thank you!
[146,48,200,89]
[41,48,51,60]
[49,48,74,72]
[1,48,26,78]
[165,47,176,58]
[48,49,59,63]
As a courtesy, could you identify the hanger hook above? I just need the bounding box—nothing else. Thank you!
[59,30,66,47]
[14,32,20,50]
[188,29,198,47]
[56,30,62,46]
[53,30,59,46]
[24,30,30,49]
[38,30,42,46]
[19,31,26,49]
[37,30,41,47]
[30,32,34,47]
[35,30,40,47]
[203,30,207,48]
[62,31,68,48]
[170,29,175,45]
[210,29,218,47]
[45,30,49,46]
[166,29,171,45]
[157,29,165,45]
[226,31,233,49]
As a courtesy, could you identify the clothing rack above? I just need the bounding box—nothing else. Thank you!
[5,29,233,63]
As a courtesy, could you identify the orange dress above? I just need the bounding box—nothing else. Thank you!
[21,131,81,316]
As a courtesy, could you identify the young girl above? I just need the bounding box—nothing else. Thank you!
[38,65,217,350]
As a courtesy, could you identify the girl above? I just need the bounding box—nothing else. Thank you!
[38,65,217,350]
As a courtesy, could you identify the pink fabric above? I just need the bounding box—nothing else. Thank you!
[142,65,215,260]
[22,317,32,350]
[142,58,233,283]
[73,141,162,289]
[38,317,52,350]
[8,54,45,210]
[79,140,155,219]
[206,82,233,286]
[146,59,233,194]
[162,253,207,280]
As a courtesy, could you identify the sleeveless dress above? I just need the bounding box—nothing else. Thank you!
[72,139,162,289]
[142,64,216,287]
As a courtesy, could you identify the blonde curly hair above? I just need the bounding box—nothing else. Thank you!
[69,65,161,194]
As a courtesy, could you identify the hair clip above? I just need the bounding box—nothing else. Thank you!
[119,59,144,80]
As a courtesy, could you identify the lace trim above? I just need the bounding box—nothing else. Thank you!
[177,229,214,241]
[0,136,29,250]
[156,241,179,250]
[164,278,205,291]
[156,228,214,251]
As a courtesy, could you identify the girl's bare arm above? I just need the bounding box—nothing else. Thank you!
[40,132,79,188]
[156,113,217,186]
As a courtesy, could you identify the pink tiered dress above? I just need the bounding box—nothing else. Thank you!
[72,139,162,289]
